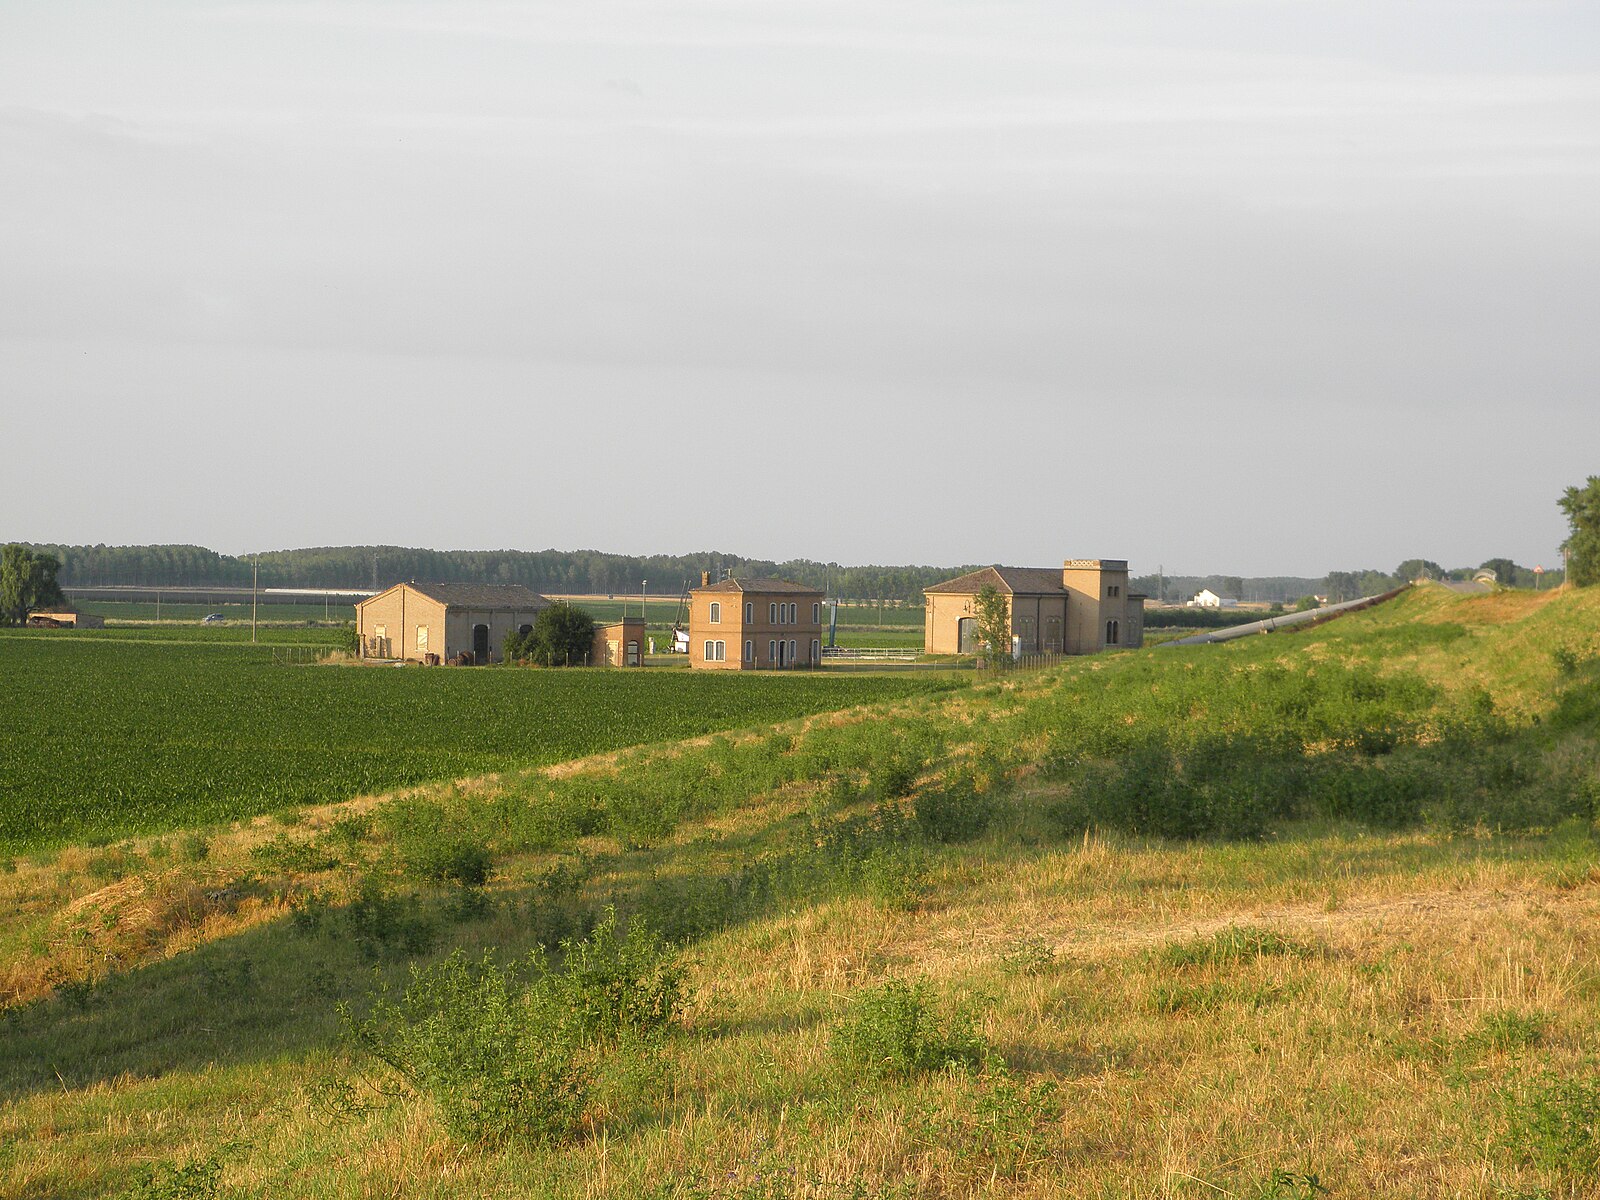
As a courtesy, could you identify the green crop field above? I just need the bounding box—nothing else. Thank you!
[0,631,962,855]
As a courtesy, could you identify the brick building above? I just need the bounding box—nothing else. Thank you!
[688,574,825,670]
[923,559,1144,656]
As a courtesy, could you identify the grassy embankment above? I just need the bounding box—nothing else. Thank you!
[3,584,1600,1198]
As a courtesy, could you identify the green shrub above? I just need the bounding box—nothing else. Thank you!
[869,752,923,800]
[556,908,685,1040]
[1474,1009,1549,1054]
[344,949,591,1145]
[117,1154,229,1199]
[1501,1069,1600,1177]
[830,979,986,1077]
[250,834,338,874]
[1305,758,1424,828]
[342,876,437,959]
[1045,743,1276,842]
[384,801,493,887]
[1159,926,1321,969]
[912,771,1000,844]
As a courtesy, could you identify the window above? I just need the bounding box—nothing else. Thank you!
[717,640,726,660]
[709,601,721,624]
[769,639,777,662]
[745,602,753,623]
[770,602,778,623]
[518,623,532,636]
[788,603,797,623]
[1106,620,1119,645]
[811,638,820,663]
[374,624,386,640]
[789,639,797,665]
[1108,585,1120,598]
[626,640,639,666]
[416,625,428,653]
[743,640,753,662]
[813,602,820,623]
[703,640,726,661]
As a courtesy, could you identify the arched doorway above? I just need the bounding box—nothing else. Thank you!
[958,617,977,654]
[473,623,490,664]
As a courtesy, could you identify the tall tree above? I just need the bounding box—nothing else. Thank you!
[508,604,598,666]
[972,583,1011,662]
[1558,476,1600,586]
[1395,559,1444,582]
[0,544,66,625]
[1478,558,1519,585]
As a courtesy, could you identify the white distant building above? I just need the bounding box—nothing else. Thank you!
[1188,589,1238,609]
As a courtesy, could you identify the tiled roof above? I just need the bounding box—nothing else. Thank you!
[401,582,552,609]
[924,566,1067,596]
[693,576,823,594]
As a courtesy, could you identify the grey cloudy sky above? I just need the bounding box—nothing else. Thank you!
[3,1,1596,577]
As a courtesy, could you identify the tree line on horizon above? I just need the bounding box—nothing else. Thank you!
[15,541,1573,607]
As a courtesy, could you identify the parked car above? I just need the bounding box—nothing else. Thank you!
[202,613,226,624]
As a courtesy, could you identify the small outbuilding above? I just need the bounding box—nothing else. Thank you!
[592,618,646,667]
[26,610,104,628]
[355,582,550,664]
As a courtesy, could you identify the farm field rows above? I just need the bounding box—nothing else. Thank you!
[0,632,962,855]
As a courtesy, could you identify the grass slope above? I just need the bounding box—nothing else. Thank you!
[3,584,1599,1199]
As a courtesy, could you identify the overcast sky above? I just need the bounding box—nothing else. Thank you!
[3,1,1596,577]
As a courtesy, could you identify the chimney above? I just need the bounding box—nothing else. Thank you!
[701,571,711,587]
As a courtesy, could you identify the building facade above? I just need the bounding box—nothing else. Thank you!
[923,559,1145,656]
[354,582,550,664]
[688,574,825,670]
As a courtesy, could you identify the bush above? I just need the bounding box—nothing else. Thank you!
[384,801,493,887]
[556,908,685,1040]
[1501,1069,1600,1177]
[345,949,591,1145]
[1045,743,1276,842]
[912,770,1000,844]
[343,876,437,959]
[507,605,598,667]
[1158,926,1322,969]
[830,979,986,1077]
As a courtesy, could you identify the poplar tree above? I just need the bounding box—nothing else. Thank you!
[1558,476,1600,587]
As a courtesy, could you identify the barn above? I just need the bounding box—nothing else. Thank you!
[354,582,550,664]
[923,558,1145,656]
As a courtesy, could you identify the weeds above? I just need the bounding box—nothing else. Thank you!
[1501,1069,1600,1177]
[830,980,986,1077]
[344,914,685,1144]
[384,800,493,887]
[344,949,592,1145]
[556,907,685,1040]
[1158,926,1323,969]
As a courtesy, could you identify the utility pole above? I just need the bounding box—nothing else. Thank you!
[641,578,648,624]
[251,555,258,644]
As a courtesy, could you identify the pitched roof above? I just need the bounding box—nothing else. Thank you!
[693,576,823,595]
[924,565,1067,596]
[399,582,551,609]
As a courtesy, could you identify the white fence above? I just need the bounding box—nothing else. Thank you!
[822,646,920,662]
